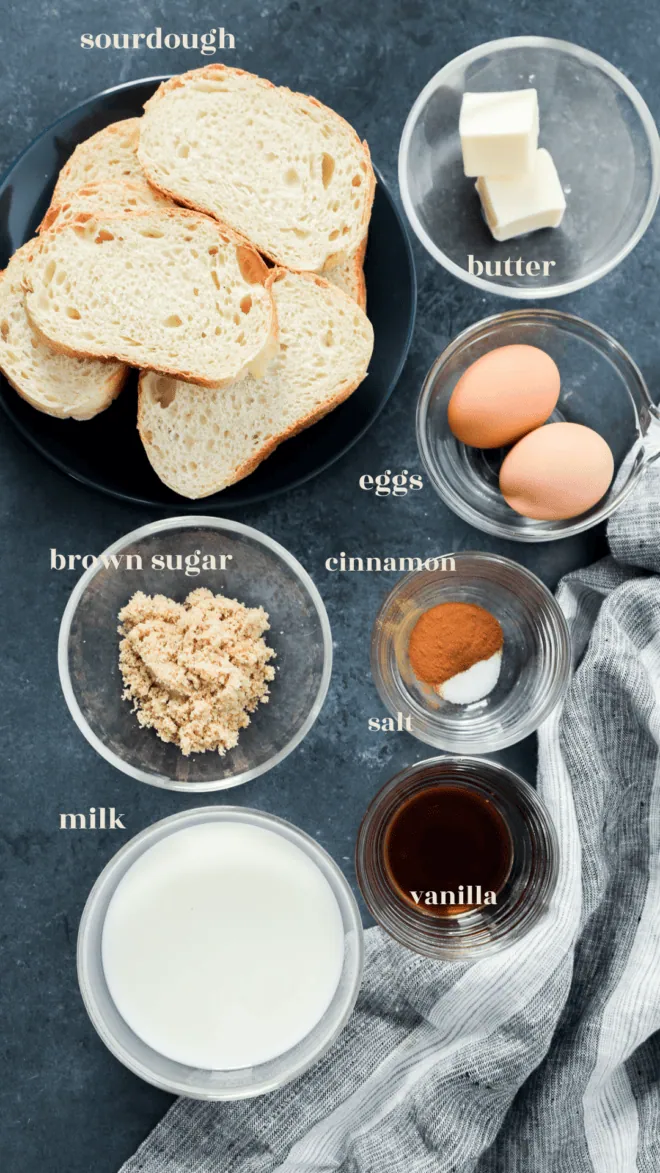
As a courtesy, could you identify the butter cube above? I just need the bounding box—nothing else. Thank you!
[460,90,539,177]
[475,148,566,242]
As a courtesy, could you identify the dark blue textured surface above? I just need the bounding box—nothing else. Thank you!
[1,2,656,1169]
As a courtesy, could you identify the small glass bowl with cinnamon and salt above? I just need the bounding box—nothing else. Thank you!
[370,550,570,754]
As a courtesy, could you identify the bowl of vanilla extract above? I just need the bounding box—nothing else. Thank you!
[356,755,558,959]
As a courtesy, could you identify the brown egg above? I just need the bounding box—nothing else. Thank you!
[448,344,560,448]
[500,422,614,521]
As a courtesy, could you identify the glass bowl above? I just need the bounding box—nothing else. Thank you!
[78,806,364,1099]
[371,551,570,753]
[417,309,660,542]
[399,36,660,298]
[58,516,332,791]
[356,756,559,959]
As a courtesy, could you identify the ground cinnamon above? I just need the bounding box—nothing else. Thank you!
[408,602,503,685]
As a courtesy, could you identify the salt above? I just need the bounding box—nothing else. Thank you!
[435,649,502,705]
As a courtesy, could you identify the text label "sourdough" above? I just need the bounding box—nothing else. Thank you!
[80,28,236,55]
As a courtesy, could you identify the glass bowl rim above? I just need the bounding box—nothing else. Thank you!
[370,549,572,752]
[57,514,333,792]
[416,307,654,542]
[398,35,660,299]
[77,804,364,1099]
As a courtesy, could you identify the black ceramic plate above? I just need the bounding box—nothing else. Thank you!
[0,77,416,510]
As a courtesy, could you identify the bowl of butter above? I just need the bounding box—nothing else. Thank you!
[398,36,660,298]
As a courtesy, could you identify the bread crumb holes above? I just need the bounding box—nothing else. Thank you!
[322,153,335,187]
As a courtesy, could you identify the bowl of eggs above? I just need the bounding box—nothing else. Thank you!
[417,309,660,542]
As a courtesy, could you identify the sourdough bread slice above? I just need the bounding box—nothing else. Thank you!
[39,179,170,234]
[0,244,127,419]
[138,269,374,498]
[23,209,278,388]
[325,236,367,309]
[50,119,146,207]
[138,66,375,273]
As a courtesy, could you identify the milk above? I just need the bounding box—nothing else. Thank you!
[101,821,345,1070]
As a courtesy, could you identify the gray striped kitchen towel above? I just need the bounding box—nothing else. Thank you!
[121,468,660,1173]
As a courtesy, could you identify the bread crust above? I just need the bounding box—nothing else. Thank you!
[22,208,279,388]
[0,353,126,420]
[48,119,143,215]
[353,234,368,310]
[137,269,372,498]
[0,248,128,419]
[139,65,376,274]
[38,178,170,235]
[324,233,367,310]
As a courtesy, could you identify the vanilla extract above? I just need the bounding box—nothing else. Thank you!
[356,759,559,958]
[383,783,513,917]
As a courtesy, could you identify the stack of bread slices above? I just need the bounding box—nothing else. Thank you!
[0,66,376,497]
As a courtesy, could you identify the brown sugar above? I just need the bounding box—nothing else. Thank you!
[408,602,503,686]
[118,588,275,756]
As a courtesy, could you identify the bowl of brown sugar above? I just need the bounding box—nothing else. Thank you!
[371,550,570,753]
[58,517,332,791]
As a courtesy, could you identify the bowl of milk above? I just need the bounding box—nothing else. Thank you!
[78,807,364,1098]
